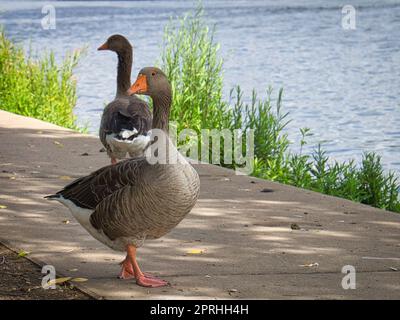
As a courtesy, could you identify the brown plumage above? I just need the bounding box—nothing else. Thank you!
[50,155,199,249]
[98,35,152,163]
[47,67,200,287]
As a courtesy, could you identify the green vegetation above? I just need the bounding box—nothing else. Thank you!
[160,7,400,213]
[0,30,83,131]
[161,10,228,132]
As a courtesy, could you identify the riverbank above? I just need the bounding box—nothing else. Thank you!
[3,1,400,170]
[1,110,399,299]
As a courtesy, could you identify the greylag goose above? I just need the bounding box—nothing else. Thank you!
[98,35,152,164]
[46,67,200,288]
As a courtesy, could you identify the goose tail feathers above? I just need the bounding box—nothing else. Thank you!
[44,194,60,200]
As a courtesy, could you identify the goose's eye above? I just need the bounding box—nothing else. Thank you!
[151,72,156,76]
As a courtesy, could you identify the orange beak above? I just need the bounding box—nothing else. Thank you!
[127,74,148,95]
[97,42,109,51]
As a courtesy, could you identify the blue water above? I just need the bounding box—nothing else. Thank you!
[1,1,400,172]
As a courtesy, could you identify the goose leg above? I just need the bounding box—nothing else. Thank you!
[118,257,157,280]
[118,255,135,279]
[126,244,169,288]
[111,157,117,165]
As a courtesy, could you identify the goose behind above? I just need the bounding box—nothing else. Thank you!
[98,35,152,164]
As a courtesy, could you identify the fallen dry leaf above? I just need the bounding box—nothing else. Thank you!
[187,249,205,255]
[59,176,72,181]
[71,278,88,282]
[47,277,72,286]
[68,268,78,272]
[53,141,63,147]
[17,250,29,258]
[62,220,70,224]
[299,262,319,267]
[0,205,7,209]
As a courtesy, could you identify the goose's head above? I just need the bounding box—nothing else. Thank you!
[97,34,132,53]
[127,67,171,98]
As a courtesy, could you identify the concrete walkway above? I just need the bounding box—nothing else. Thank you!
[0,110,399,299]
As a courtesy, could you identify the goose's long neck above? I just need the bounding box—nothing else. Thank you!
[116,49,132,96]
[152,92,172,133]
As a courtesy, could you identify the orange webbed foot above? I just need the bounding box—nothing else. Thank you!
[136,274,169,288]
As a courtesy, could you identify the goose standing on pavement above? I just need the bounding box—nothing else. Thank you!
[98,35,152,164]
[46,67,200,288]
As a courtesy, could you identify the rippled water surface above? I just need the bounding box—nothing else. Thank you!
[1,0,400,172]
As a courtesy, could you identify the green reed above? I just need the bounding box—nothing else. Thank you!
[0,29,84,131]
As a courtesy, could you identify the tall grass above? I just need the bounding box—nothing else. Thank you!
[161,7,229,132]
[160,7,400,213]
[0,30,83,131]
